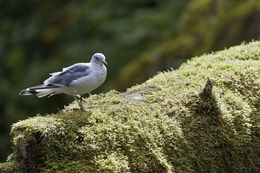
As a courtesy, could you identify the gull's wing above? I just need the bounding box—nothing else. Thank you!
[44,63,90,87]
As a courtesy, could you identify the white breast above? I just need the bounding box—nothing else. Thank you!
[62,64,107,96]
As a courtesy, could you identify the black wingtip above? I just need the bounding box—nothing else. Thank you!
[19,89,38,95]
[19,90,25,95]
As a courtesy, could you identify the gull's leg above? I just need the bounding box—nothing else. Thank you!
[73,95,85,111]
[78,95,85,111]
[73,96,80,108]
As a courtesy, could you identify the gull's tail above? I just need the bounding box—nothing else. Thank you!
[19,85,61,98]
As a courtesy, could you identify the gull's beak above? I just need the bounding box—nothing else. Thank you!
[103,60,108,66]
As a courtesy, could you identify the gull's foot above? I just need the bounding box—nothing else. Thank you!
[80,106,86,112]
[79,104,92,112]
[69,106,90,112]
[67,104,81,111]
[79,103,86,112]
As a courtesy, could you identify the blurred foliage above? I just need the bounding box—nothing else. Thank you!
[0,0,259,162]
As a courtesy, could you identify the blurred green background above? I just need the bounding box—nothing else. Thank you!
[0,0,259,162]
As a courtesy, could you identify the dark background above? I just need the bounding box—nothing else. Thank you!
[0,0,259,162]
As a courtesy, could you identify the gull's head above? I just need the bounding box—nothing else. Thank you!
[91,53,107,66]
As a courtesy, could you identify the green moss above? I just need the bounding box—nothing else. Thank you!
[1,41,260,172]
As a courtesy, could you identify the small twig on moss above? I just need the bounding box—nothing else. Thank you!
[201,77,213,97]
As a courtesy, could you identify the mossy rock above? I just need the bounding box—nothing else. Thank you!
[1,41,260,172]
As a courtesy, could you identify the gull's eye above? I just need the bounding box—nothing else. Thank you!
[95,56,99,60]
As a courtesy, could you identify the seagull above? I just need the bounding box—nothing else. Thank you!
[19,53,107,111]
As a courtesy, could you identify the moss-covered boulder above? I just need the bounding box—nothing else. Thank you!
[1,41,260,172]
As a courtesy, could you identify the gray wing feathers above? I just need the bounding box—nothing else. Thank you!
[44,63,90,86]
